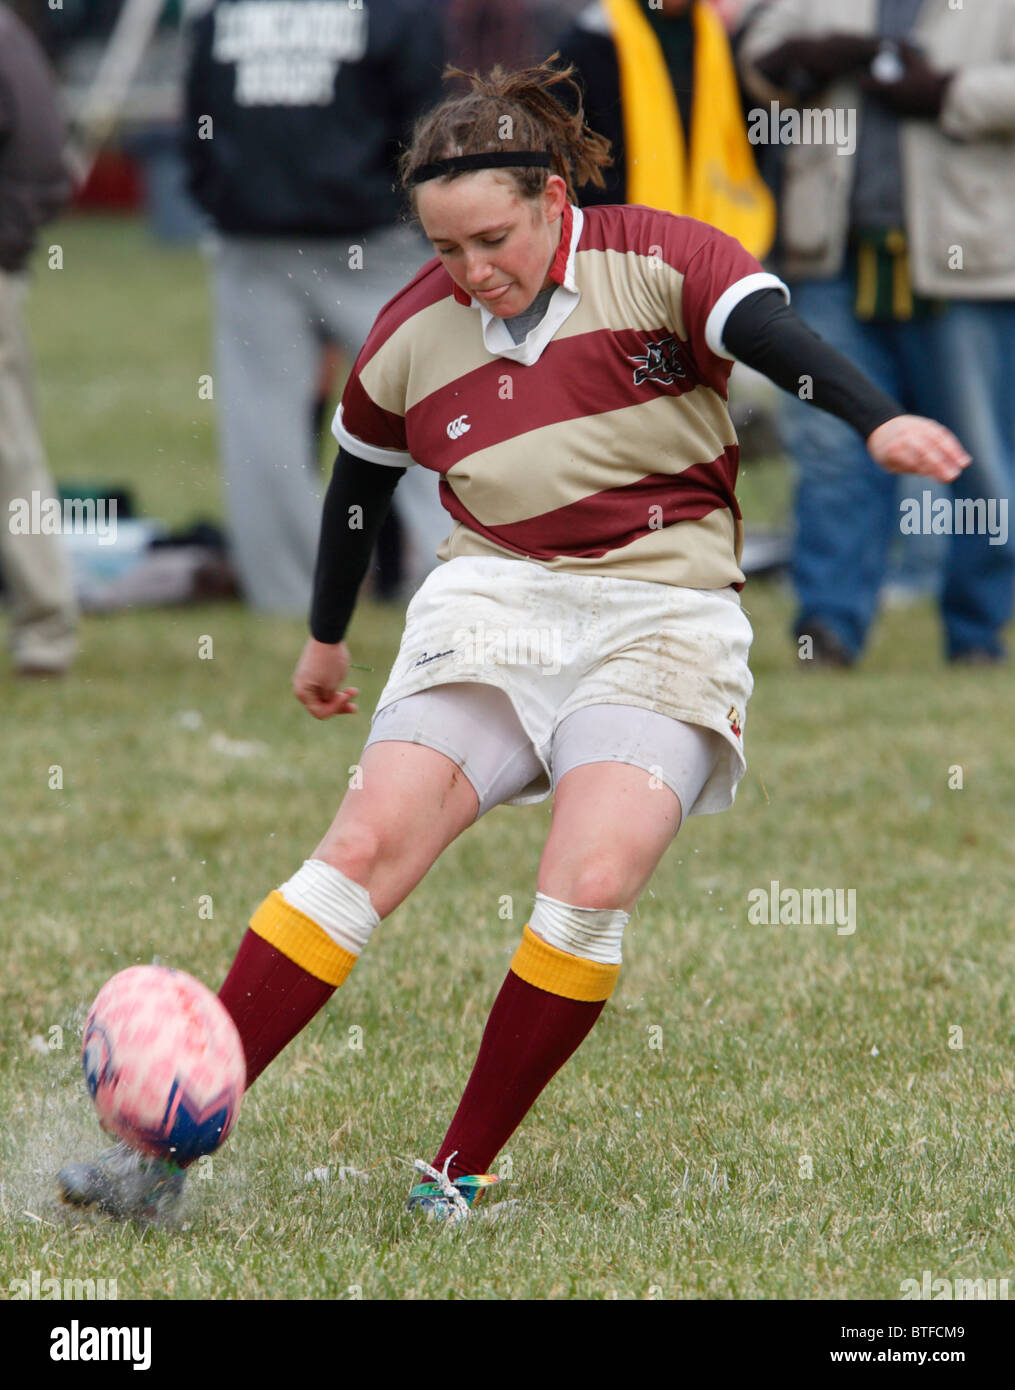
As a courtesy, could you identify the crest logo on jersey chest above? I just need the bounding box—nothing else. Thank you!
[628,336,688,388]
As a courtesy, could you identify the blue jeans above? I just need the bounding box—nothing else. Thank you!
[781,276,1015,658]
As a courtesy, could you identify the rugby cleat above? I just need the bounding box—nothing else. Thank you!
[57,1141,185,1222]
[407,1155,499,1225]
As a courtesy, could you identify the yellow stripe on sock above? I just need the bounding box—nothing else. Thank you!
[510,924,620,1002]
[250,890,357,987]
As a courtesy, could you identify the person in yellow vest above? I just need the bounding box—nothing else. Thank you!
[554,0,774,258]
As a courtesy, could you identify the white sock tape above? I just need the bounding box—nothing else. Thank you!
[529,892,629,965]
[278,859,380,957]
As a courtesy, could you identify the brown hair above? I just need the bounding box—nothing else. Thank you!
[399,55,612,209]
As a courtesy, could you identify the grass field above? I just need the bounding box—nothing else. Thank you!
[1,217,1012,1302]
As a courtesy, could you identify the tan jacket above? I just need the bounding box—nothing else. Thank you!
[738,0,1015,296]
[0,4,70,272]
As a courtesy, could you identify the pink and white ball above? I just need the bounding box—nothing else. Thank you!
[82,965,246,1166]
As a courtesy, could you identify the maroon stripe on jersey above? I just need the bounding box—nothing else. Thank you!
[354,257,454,369]
[579,203,707,266]
[406,327,705,470]
[439,448,740,560]
[341,370,408,453]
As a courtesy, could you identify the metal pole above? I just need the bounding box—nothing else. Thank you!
[65,0,169,188]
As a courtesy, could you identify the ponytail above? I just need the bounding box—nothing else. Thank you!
[400,55,613,205]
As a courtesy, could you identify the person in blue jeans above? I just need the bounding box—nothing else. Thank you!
[739,0,1015,665]
[782,282,1015,663]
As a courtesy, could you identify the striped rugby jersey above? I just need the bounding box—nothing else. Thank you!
[333,201,787,590]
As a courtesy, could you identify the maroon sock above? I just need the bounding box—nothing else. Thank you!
[218,929,335,1087]
[433,970,606,1181]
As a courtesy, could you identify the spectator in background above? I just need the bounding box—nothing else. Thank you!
[740,1,1015,666]
[0,3,78,678]
[553,0,775,258]
[183,0,449,616]
[528,0,590,58]
[5,0,52,48]
[440,0,540,79]
[436,0,592,76]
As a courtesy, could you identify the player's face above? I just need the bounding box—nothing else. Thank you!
[417,171,569,318]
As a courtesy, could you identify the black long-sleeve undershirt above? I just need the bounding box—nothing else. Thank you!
[721,288,904,439]
[309,288,905,643]
[309,453,404,643]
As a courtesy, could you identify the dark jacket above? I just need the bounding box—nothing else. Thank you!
[182,0,445,236]
[0,3,71,272]
[553,3,696,207]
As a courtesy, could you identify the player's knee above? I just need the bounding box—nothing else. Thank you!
[551,858,635,912]
[314,820,387,885]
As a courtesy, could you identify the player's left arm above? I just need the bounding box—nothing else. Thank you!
[721,288,970,482]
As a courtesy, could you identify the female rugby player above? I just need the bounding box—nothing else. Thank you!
[61,59,968,1224]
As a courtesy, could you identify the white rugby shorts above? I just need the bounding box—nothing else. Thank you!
[363,555,754,816]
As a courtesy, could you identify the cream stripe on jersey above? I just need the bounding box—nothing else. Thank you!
[359,298,482,418]
[439,505,744,589]
[443,388,735,524]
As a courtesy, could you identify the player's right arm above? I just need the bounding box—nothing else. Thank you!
[293,446,405,719]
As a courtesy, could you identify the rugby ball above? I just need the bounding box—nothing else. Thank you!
[82,965,246,1166]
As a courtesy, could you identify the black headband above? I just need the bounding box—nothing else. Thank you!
[408,151,552,186]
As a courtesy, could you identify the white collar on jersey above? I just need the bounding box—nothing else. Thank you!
[450,203,584,367]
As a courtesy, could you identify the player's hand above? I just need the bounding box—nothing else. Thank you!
[866,415,971,483]
[292,637,359,719]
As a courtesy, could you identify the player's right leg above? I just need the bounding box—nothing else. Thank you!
[59,738,479,1219]
[309,737,479,920]
[215,737,480,1091]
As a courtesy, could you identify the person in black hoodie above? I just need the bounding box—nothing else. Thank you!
[182,0,449,616]
[0,2,78,676]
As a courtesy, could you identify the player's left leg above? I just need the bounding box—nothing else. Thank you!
[534,761,684,910]
[419,715,722,1217]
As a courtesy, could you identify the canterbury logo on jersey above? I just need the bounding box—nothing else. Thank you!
[628,336,688,388]
[446,415,471,440]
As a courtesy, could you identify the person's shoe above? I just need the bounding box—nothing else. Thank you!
[948,647,1007,667]
[14,663,70,679]
[795,619,856,668]
[58,1142,185,1222]
[407,1156,499,1225]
